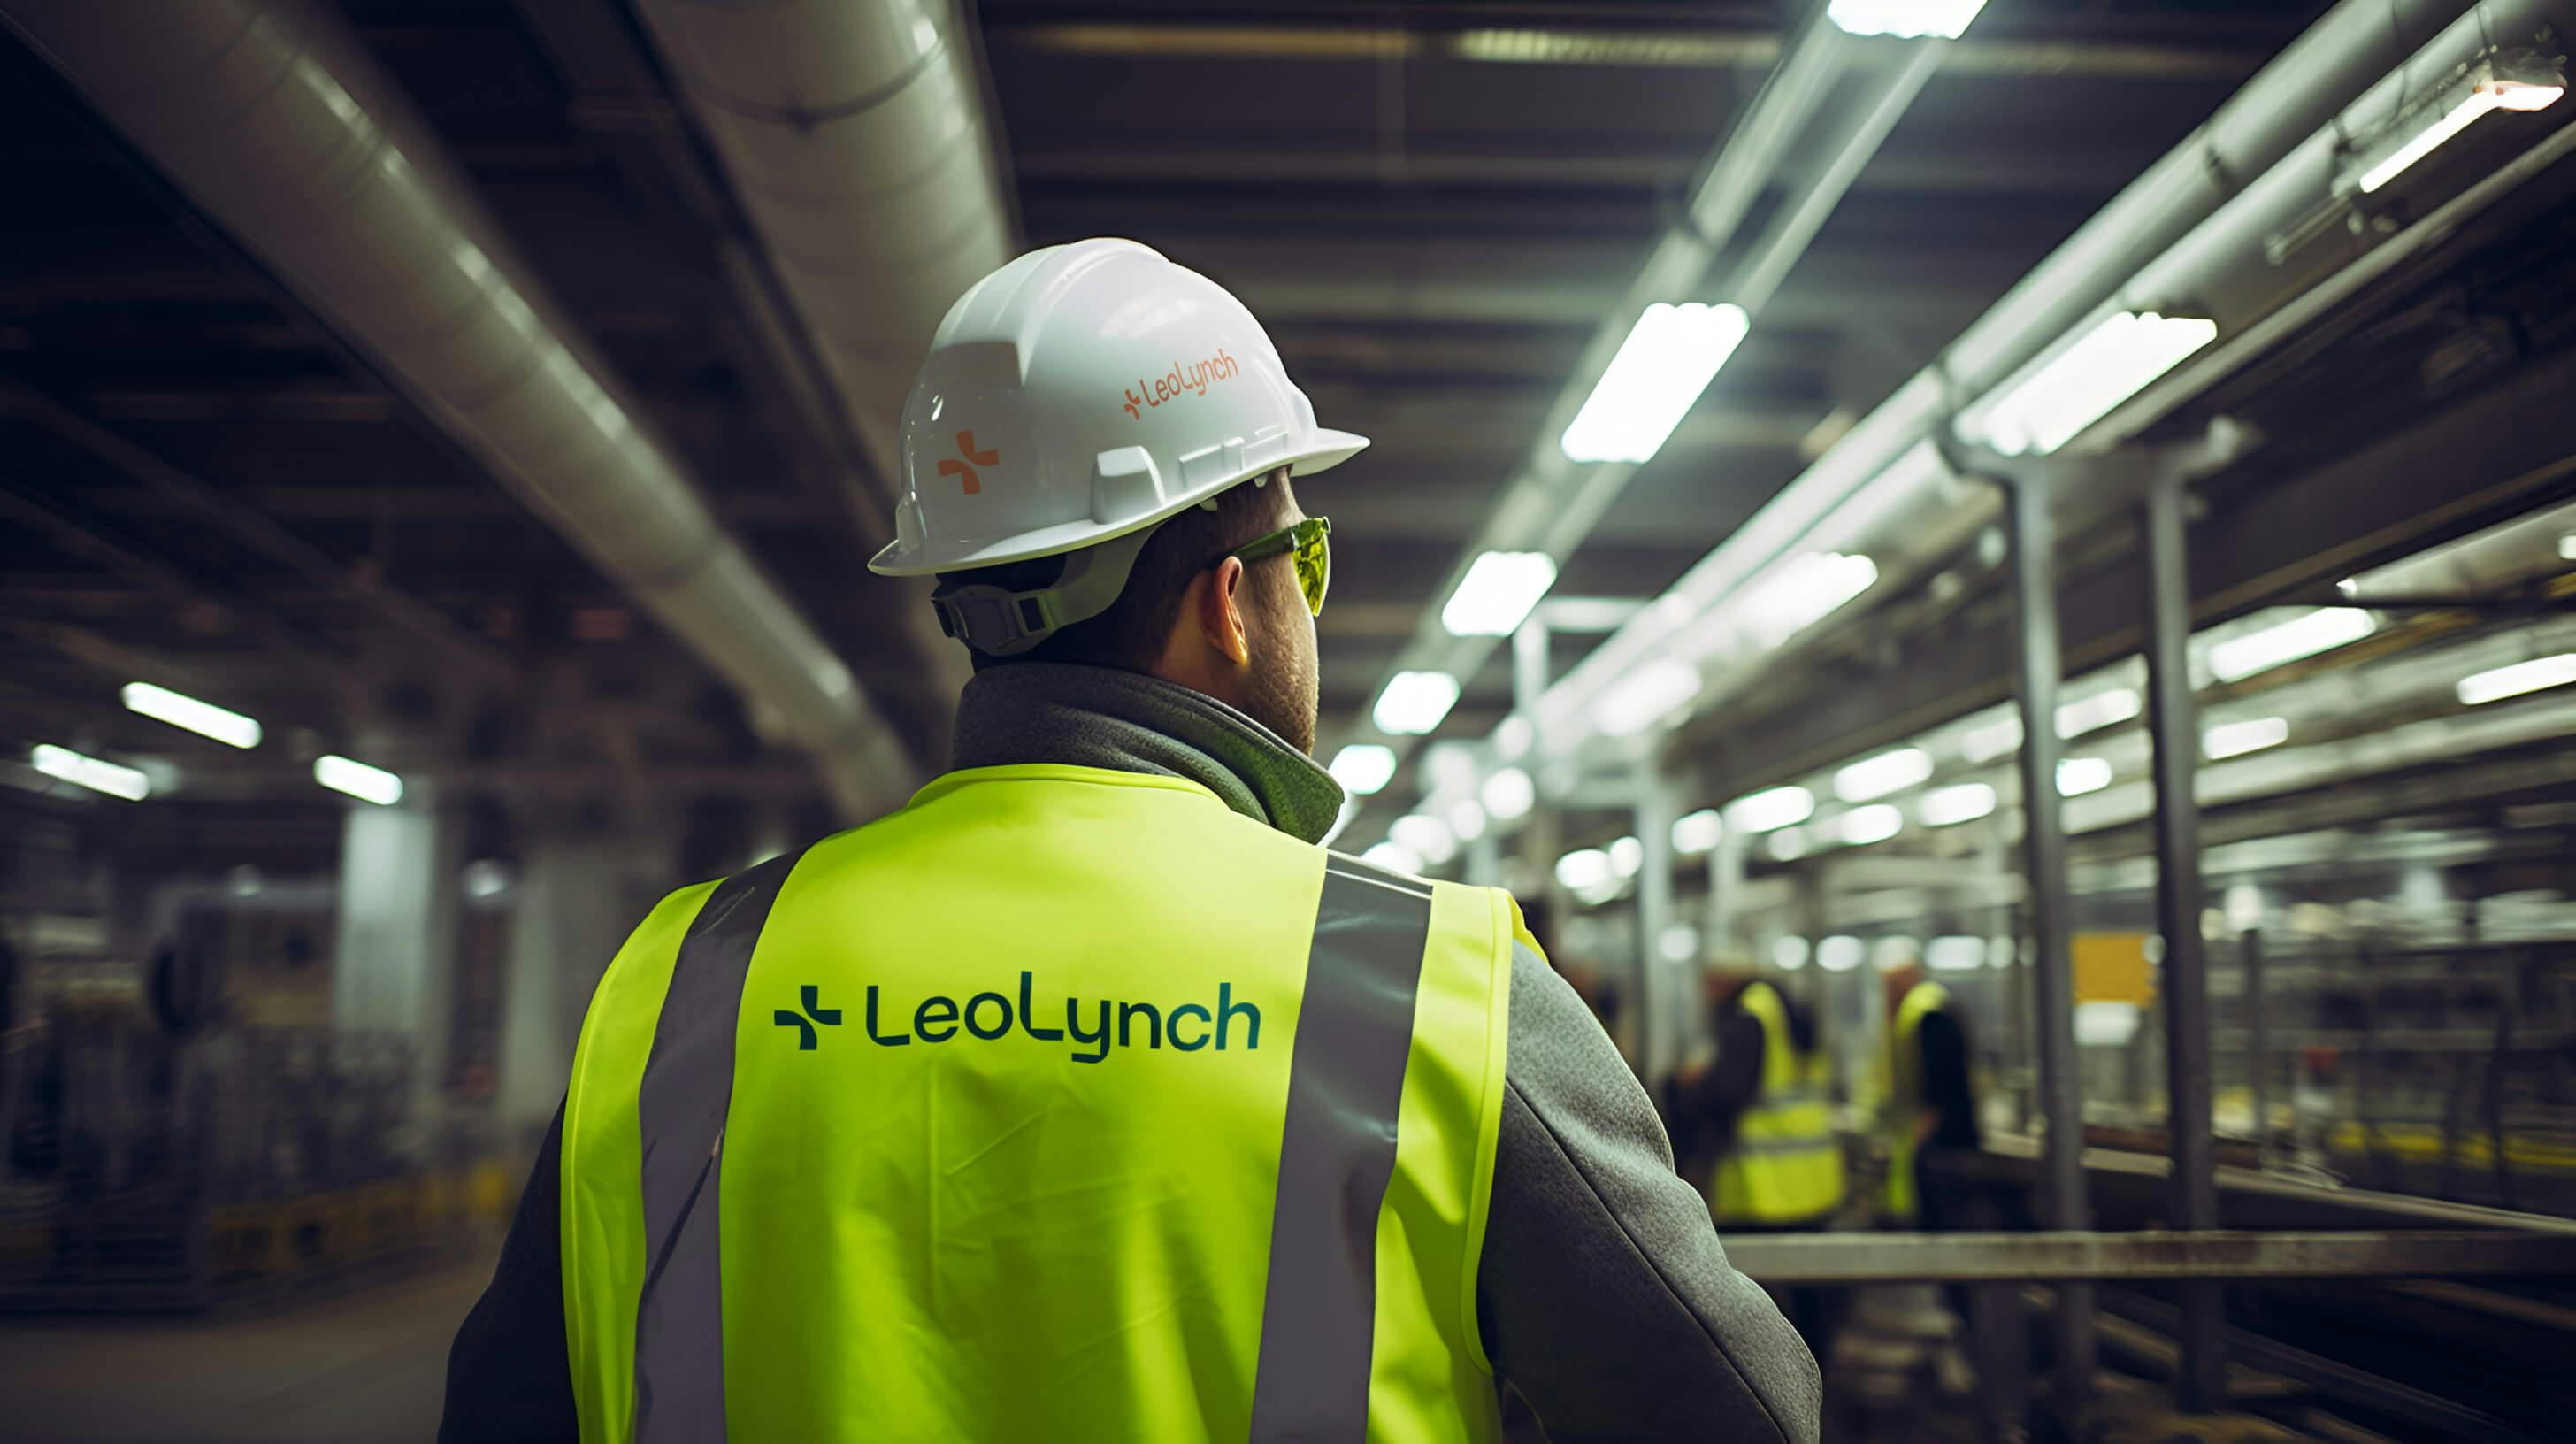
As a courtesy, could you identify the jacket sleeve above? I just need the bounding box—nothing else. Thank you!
[1478,943,1822,1443]
[441,1102,578,1442]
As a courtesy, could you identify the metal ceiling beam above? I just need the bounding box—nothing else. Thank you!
[990,21,2270,81]
[1537,0,2517,772]
[1685,332,2576,802]
[0,386,518,687]
[1015,144,2130,197]
[1330,12,1950,826]
[0,475,348,675]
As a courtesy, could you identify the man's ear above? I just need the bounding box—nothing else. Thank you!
[1201,556,1252,665]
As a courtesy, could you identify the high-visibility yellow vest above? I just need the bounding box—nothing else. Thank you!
[1882,980,1954,1224]
[559,764,1515,1442]
[1708,982,1846,1225]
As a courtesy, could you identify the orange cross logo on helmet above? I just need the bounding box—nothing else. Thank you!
[937,430,999,495]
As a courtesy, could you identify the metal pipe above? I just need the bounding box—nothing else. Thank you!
[2002,474,2097,1406]
[0,0,916,815]
[1724,1230,2576,1284]
[625,0,1014,497]
[1543,0,2526,741]
[1330,5,1930,787]
[2141,470,2224,1411]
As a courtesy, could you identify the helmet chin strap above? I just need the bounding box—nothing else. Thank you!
[930,524,1160,657]
[932,470,1277,657]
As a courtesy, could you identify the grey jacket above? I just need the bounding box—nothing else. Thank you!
[441,664,1819,1441]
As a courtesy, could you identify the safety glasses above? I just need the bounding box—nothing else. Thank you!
[1223,515,1331,617]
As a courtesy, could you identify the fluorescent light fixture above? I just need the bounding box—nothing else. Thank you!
[1834,747,1933,803]
[1660,926,1701,964]
[1593,660,1702,737]
[1672,808,1725,856]
[1607,834,1644,878]
[1919,781,1997,827]
[1927,936,1985,972]
[2204,715,2289,760]
[1961,713,2023,763]
[1391,813,1458,866]
[1961,311,2219,456]
[2558,533,2576,562]
[1740,551,1878,649]
[2056,687,2141,739]
[1442,551,1559,636]
[1374,671,1461,735]
[1816,935,1865,972]
[315,753,404,806]
[2356,67,2565,195]
[1728,785,1814,834]
[121,682,261,749]
[1772,936,1811,972]
[2056,757,2113,796]
[2074,1000,2143,1048]
[1447,799,1489,843]
[1837,803,1904,846]
[1481,766,1536,822]
[1828,0,1989,40]
[2209,607,2374,683]
[1364,841,1424,874]
[1556,848,1619,903]
[462,859,515,899]
[1560,302,1752,464]
[1329,743,1399,795]
[1766,826,1811,862]
[2457,652,2576,706]
[30,743,150,801]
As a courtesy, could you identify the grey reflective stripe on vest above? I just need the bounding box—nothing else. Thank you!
[632,848,804,1444]
[1248,857,1436,1441]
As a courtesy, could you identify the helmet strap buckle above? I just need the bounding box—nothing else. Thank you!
[931,525,1159,657]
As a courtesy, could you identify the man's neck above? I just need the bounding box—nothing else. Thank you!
[947,663,1346,844]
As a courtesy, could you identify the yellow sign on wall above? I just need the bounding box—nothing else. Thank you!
[2072,932,2157,1005]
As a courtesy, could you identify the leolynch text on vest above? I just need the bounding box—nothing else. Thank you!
[781,970,1261,1063]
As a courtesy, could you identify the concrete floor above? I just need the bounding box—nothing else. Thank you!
[0,1256,492,1444]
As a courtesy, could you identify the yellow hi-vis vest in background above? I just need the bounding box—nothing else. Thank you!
[559,764,1516,1443]
[1882,980,1954,1224]
[1708,982,1845,1225]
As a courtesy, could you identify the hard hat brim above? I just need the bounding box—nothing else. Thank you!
[868,429,1369,578]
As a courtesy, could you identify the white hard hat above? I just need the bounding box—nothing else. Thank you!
[870,241,1367,649]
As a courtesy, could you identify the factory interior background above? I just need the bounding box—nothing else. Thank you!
[7,0,2576,1439]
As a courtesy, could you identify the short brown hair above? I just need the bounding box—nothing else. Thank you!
[943,467,1294,673]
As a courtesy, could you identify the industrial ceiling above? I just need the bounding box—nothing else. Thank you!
[0,0,2378,858]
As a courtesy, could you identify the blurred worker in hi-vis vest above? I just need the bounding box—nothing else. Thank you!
[441,241,1820,1442]
[1670,968,1847,1355]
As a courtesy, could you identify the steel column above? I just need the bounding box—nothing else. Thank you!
[2142,472,2226,1410]
[2244,929,2271,1170]
[2001,473,2097,1405]
[1634,759,1683,1083]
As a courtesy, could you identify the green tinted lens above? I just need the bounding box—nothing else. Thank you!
[1292,518,1330,615]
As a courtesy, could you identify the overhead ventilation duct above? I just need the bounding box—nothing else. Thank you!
[629,0,1015,489]
[0,0,915,815]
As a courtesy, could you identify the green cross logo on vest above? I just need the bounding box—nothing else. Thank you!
[773,985,842,1049]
